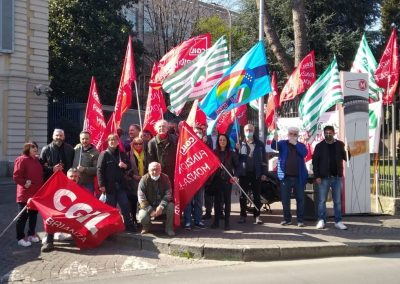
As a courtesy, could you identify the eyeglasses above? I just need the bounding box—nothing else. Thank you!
[288,133,298,136]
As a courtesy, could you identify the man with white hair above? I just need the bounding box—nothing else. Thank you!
[272,127,308,227]
[137,162,175,236]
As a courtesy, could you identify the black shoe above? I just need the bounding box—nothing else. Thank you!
[224,222,231,231]
[41,242,54,253]
[202,213,212,220]
[125,225,137,233]
[238,217,246,224]
[210,222,219,229]
[219,212,225,219]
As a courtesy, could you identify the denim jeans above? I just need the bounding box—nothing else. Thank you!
[138,202,175,232]
[318,177,343,223]
[105,182,134,228]
[184,187,204,225]
[280,176,304,223]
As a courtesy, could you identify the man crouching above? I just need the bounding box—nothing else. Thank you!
[137,162,175,237]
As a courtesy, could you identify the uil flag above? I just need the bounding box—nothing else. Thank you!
[163,36,230,115]
[113,36,136,129]
[27,172,125,249]
[374,29,399,105]
[351,34,382,102]
[83,77,106,150]
[186,99,207,127]
[265,72,280,131]
[369,100,383,153]
[143,81,167,135]
[299,56,343,140]
[280,50,316,105]
[200,41,271,120]
[152,34,211,83]
[174,122,220,227]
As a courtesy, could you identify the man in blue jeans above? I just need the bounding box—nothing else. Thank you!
[272,127,308,227]
[312,125,349,230]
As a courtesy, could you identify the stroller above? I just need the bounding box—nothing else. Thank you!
[246,172,281,213]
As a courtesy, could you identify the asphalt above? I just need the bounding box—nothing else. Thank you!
[1,176,400,264]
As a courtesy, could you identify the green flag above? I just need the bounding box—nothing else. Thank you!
[299,56,343,140]
[351,34,382,101]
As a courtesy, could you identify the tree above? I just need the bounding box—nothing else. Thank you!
[49,0,145,105]
[381,0,400,34]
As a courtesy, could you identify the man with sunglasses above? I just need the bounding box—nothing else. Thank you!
[272,127,308,227]
[312,125,349,230]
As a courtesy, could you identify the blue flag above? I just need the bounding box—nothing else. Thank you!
[199,41,271,120]
[228,119,239,150]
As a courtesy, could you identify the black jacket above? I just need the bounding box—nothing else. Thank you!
[40,142,74,180]
[147,134,177,182]
[312,140,349,178]
[97,147,130,194]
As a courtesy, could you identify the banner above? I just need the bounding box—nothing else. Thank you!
[83,77,106,150]
[186,99,207,127]
[369,100,383,153]
[174,122,220,227]
[143,81,167,135]
[27,172,125,249]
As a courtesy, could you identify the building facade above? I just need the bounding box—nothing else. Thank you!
[0,0,49,176]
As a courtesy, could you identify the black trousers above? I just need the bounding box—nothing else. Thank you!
[239,172,262,218]
[213,178,232,225]
[16,202,38,241]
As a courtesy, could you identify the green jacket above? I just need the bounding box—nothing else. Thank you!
[138,173,172,212]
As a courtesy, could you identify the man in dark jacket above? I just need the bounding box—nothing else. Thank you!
[39,128,74,252]
[97,134,136,232]
[238,123,267,225]
[312,125,349,230]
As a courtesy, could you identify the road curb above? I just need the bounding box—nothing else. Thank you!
[112,233,400,261]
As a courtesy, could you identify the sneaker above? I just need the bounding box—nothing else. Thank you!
[141,229,149,235]
[125,225,137,233]
[54,232,73,241]
[254,217,263,224]
[238,217,246,224]
[335,221,348,230]
[297,222,305,227]
[316,220,325,229]
[41,242,54,253]
[194,222,206,229]
[165,229,175,237]
[17,239,32,247]
[280,220,292,226]
[27,235,40,243]
[184,223,192,231]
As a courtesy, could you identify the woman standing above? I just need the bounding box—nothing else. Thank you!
[210,134,240,231]
[13,142,43,247]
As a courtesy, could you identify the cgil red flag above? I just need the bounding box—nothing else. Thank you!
[186,99,207,127]
[113,35,136,129]
[174,122,221,227]
[280,50,316,105]
[375,29,399,105]
[83,77,107,151]
[151,33,211,84]
[27,172,125,249]
[265,72,280,131]
[216,104,247,134]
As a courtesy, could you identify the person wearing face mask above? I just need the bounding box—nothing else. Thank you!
[137,162,175,236]
[238,124,268,225]
[271,127,308,227]
[183,127,207,230]
[148,120,178,187]
[312,125,349,230]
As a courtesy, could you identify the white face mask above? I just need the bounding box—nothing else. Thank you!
[150,175,160,181]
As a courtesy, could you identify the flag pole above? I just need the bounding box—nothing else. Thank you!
[134,81,143,131]
[0,205,27,239]
[258,0,265,143]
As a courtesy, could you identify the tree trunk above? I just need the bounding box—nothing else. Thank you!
[292,0,308,66]
[256,0,293,75]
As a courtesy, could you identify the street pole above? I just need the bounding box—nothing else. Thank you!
[258,0,265,142]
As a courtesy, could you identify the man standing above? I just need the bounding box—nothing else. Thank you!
[39,128,74,252]
[124,124,141,152]
[238,123,267,225]
[147,120,177,184]
[271,127,308,227]
[137,162,175,236]
[72,131,99,193]
[97,134,136,232]
[312,125,349,230]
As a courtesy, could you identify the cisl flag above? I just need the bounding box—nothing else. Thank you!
[174,122,220,227]
[27,172,125,249]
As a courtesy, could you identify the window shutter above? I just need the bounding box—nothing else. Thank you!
[0,0,14,53]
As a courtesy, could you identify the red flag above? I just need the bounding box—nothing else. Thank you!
[114,36,136,129]
[375,29,399,105]
[27,172,125,249]
[83,77,106,151]
[186,99,207,127]
[151,33,211,84]
[216,104,247,134]
[174,122,220,227]
[265,72,280,131]
[280,50,316,104]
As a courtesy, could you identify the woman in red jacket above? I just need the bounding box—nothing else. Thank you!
[13,142,43,247]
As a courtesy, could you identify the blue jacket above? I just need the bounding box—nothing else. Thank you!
[238,139,267,178]
[271,139,308,186]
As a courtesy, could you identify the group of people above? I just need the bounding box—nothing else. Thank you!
[12,119,349,253]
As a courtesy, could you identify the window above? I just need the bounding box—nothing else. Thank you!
[0,0,14,53]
